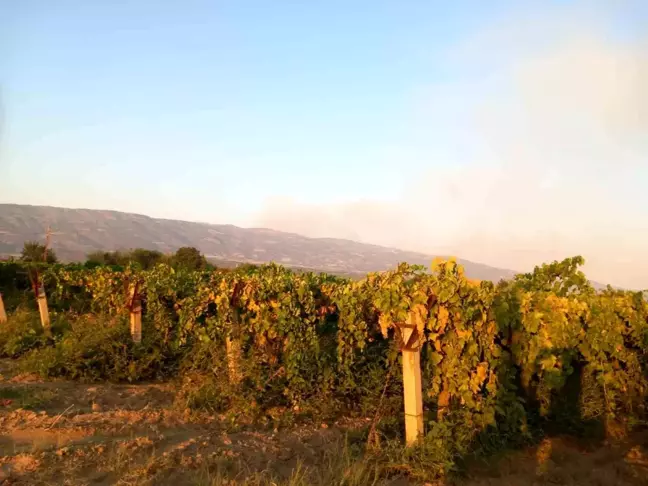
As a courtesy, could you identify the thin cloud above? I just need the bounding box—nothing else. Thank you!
[256,3,648,289]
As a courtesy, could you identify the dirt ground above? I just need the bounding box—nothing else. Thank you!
[1,361,647,485]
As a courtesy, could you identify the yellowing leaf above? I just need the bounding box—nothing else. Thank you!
[438,390,450,407]
[437,306,449,331]
[378,314,392,339]
[476,362,488,382]
[456,327,472,340]
[408,303,428,332]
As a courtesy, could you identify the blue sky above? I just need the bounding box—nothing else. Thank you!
[1,1,647,288]
[2,1,501,211]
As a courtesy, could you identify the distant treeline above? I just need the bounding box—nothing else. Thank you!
[85,247,209,270]
[3,240,260,272]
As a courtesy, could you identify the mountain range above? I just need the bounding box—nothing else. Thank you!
[0,203,518,281]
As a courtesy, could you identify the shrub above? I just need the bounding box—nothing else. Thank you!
[20,314,179,382]
[0,308,55,358]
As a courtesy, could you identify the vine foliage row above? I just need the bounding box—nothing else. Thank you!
[1,257,647,438]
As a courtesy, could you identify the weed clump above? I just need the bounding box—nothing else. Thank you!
[19,314,178,382]
[0,308,52,358]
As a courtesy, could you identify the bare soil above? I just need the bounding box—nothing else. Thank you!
[1,361,647,485]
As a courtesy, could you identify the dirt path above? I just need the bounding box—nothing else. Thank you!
[1,364,647,485]
[0,367,366,485]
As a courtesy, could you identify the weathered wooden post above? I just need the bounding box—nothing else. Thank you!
[129,289,142,343]
[37,284,51,333]
[0,293,7,324]
[396,322,424,446]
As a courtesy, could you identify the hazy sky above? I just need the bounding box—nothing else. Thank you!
[1,1,647,288]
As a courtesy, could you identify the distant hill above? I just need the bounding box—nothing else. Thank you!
[0,203,518,281]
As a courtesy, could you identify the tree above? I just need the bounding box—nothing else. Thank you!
[21,241,58,264]
[85,249,167,269]
[172,247,207,271]
[86,251,107,266]
[130,248,166,270]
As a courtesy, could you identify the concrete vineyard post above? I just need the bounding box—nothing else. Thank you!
[398,321,424,446]
[37,285,51,334]
[0,293,7,324]
[226,336,242,384]
[130,298,142,343]
[225,307,243,385]
[128,284,143,344]
[402,348,424,445]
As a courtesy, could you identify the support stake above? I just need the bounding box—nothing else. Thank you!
[402,347,424,445]
[37,285,51,334]
[396,320,424,446]
[130,300,142,343]
[0,293,7,324]
[226,336,242,384]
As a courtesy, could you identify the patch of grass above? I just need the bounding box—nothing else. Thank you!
[0,386,57,409]
[190,439,390,486]
[18,314,179,382]
[0,308,50,358]
[188,432,468,485]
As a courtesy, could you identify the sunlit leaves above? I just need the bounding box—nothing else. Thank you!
[3,253,646,435]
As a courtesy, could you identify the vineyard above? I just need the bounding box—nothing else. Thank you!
[0,256,647,484]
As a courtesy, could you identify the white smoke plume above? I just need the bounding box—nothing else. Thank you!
[256,3,648,289]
